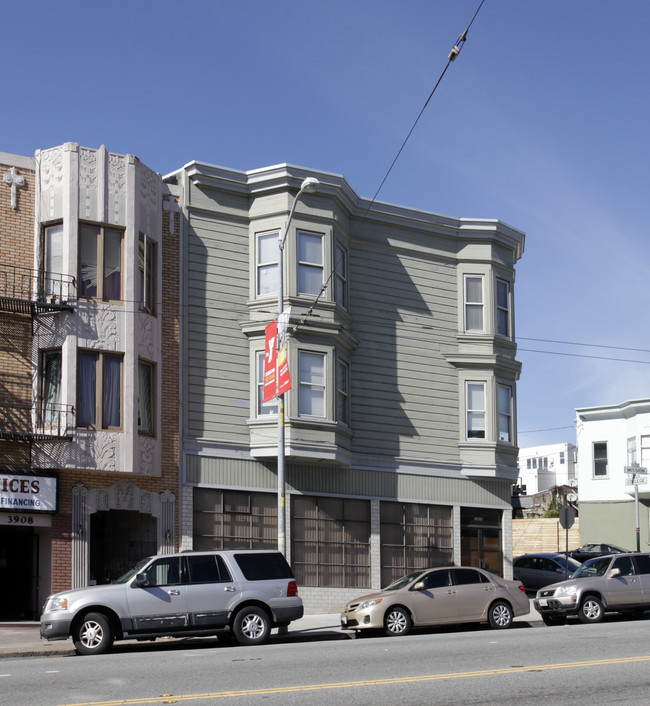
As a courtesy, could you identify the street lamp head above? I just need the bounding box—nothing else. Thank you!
[300,177,320,193]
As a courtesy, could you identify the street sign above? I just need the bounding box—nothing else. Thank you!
[624,466,647,474]
[626,476,647,485]
[559,505,575,529]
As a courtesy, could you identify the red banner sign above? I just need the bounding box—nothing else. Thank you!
[263,321,277,403]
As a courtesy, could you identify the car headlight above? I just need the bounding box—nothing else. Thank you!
[554,585,578,598]
[360,598,383,610]
[48,595,69,611]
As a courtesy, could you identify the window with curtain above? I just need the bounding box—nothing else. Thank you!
[298,351,325,417]
[79,223,123,300]
[297,231,323,295]
[78,351,123,429]
[498,384,513,443]
[41,350,62,425]
[138,359,154,435]
[139,234,156,314]
[292,496,370,588]
[256,232,279,296]
[464,275,484,332]
[466,382,486,439]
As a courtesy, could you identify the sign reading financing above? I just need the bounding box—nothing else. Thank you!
[0,474,57,512]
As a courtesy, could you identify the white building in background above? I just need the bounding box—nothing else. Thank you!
[575,399,650,552]
[516,442,576,495]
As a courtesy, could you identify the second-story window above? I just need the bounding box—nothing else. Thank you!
[466,382,486,439]
[41,349,62,424]
[498,384,513,442]
[79,223,123,301]
[297,231,323,296]
[299,351,325,417]
[496,278,511,337]
[139,234,156,314]
[78,351,123,429]
[256,232,279,296]
[256,351,277,416]
[464,275,484,332]
[593,442,608,477]
[43,224,63,299]
[337,360,350,425]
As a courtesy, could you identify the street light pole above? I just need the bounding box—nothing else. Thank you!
[276,177,319,555]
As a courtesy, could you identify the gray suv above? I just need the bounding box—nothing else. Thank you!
[40,550,303,654]
[534,552,650,625]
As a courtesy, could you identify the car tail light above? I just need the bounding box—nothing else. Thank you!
[287,580,298,597]
[518,584,526,592]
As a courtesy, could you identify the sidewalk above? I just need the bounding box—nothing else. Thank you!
[0,601,541,659]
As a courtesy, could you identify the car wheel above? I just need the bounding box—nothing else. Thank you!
[578,596,603,624]
[232,606,270,646]
[542,614,567,626]
[383,606,411,636]
[73,612,114,655]
[488,601,513,629]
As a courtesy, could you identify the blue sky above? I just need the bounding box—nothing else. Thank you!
[3,1,650,447]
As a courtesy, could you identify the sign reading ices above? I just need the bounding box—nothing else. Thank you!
[0,474,57,512]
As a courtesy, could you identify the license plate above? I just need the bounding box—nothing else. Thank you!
[538,599,548,607]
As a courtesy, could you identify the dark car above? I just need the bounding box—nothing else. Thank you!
[568,543,628,564]
[513,553,582,591]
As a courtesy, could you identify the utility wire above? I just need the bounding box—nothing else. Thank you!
[292,0,486,336]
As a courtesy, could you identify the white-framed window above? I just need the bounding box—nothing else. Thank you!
[138,359,155,435]
[43,223,63,299]
[335,243,348,309]
[559,451,565,465]
[297,231,323,296]
[40,349,62,425]
[78,350,123,429]
[139,234,156,314]
[79,223,123,301]
[496,278,511,337]
[466,382,486,439]
[464,275,484,332]
[256,351,277,416]
[593,442,608,477]
[298,351,326,417]
[256,232,279,296]
[641,436,650,470]
[627,437,637,466]
[337,359,350,425]
[498,384,513,442]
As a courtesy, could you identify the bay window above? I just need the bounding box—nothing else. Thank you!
[298,351,325,417]
[139,234,156,314]
[336,360,350,425]
[464,275,484,332]
[498,384,513,442]
[43,224,63,299]
[496,278,511,337]
[593,442,608,477]
[138,359,155,435]
[41,349,62,425]
[256,351,277,416]
[335,243,348,308]
[466,382,486,439]
[256,232,279,296]
[297,231,323,295]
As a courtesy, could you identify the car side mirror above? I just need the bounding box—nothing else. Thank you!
[609,568,621,578]
[413,580,426,591]
[132,572,147,587]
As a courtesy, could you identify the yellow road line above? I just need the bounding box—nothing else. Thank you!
[56,654,650,706]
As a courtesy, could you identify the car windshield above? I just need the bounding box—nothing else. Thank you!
[113,557,152,584]
[383,571,426,591]
[563,557,582,573]
[572,556,611,578]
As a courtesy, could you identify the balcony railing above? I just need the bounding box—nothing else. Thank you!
[0,264,76,315]
[0,404,74,441]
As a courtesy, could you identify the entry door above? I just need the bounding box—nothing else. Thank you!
[460,508,502,576]
[0,526,37,620]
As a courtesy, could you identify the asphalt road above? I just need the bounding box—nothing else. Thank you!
[3,613,650,706]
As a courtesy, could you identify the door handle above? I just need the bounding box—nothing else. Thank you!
[168,589,180,596]
[224,586,236,592]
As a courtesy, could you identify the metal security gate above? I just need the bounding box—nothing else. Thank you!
[90,510,157,583]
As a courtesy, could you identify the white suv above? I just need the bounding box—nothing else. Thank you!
[534,552,650,625]
[40,550,303,654]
